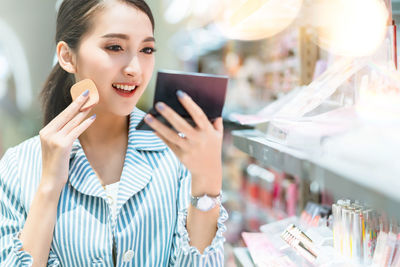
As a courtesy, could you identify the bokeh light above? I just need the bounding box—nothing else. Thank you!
[309,0,389,57]
[215,0,303,41]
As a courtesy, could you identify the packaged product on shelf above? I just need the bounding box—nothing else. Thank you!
[229,58,366,125]
[300,202,332,228]
[257,216,342,266]
[252,199,397,266]
[242,232,297,267]
[265,107,359,152]
[330,199,400,266]
[243,164,298,225]
[280,224,318,263]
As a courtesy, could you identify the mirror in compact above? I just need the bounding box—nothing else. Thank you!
[136,70,228,131]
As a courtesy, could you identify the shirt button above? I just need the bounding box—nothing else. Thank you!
[107,195,114,205]
[123,250,134,262]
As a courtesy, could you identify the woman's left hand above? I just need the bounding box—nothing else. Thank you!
[144,90,223,197]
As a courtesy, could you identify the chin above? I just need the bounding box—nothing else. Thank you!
[114,107,136,117]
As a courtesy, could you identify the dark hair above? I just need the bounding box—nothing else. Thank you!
[40,0,154,126]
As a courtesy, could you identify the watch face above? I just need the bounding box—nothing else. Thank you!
[198,195,214,211]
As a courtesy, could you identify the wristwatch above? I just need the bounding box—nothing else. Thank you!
[190,193,221,212]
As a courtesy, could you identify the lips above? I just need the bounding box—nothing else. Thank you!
[112,83,139,97]
[112,83,137,92]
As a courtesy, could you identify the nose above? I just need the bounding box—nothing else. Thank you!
[123,54,141,78]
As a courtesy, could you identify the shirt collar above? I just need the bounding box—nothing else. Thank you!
[68,108,167,199]
[128,108,168,151]
[70,108,167,158]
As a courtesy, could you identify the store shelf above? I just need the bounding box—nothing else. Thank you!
[233,247,255,267]
[263,57,299,73]
[232,129,400,221]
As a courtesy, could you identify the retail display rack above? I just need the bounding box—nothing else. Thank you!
[232,129,400,221]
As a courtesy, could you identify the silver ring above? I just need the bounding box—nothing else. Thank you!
[178,132,186,138]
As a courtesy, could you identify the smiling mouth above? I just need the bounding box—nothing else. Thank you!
[112,83,137,92]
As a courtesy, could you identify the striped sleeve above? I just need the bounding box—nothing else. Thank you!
[0,148,61,267]
[169,164,228,267]
[0,148,33,266]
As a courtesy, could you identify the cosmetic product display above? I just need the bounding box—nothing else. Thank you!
[265,107,359,152]
[300,202,332,228]
[234,196,400,267]
[246,215,342,267]
[280,224,318,263]
[331,199,400,266]
[242,165,300,226]
[175,1,400,266]
[242,232,297,267]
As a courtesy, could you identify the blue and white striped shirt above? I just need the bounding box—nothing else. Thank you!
[0,108,227,266]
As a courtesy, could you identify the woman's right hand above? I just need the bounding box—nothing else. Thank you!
[39,89,96,193]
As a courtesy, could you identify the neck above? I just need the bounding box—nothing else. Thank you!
[79,112,129,147]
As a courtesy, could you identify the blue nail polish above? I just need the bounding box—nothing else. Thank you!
[90,114,96,120]
[145,115,153,123]
[156,102,165,111]
[177,90,185,99]
[82,89,90,97]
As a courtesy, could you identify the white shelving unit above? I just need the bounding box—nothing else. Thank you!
[232,129,400,221]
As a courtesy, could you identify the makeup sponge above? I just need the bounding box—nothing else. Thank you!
[70,79,99,111]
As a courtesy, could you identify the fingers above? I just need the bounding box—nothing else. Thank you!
[67,114,96,142]
[154,102,196,138]
[45,89,91,132]
[144,114,189,149]
[213,117,224,132]
[154,132,182,156]
[176,90,210,130]
[60,108,93,135]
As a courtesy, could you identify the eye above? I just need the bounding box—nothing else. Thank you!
[141,47,157,55]
[106,45,123,52]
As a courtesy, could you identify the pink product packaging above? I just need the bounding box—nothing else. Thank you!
[242,232,296,267]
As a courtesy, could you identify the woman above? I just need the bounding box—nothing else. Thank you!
[0,0,227,266]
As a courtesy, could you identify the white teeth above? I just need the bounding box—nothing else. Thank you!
[112,84,137,91]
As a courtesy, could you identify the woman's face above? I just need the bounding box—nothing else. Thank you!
[73,1,155,116]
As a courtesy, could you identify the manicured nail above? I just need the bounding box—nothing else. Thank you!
[90,114,96,120]
[155,102,165,111]
[176,90,186,99]
[144,114,153,123]
[82,89,90,97]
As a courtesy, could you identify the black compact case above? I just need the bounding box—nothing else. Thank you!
[136,70,228,131]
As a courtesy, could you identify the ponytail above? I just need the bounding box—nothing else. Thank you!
[40,63,75,126]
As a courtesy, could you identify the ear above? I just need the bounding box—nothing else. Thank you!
[57,41,76,73]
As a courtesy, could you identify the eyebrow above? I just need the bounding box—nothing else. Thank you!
[101,33,155,42]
